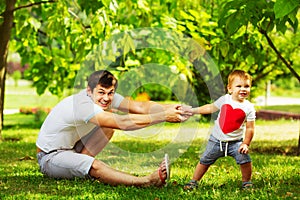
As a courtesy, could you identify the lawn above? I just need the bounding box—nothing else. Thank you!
[0,113,299,200]
[4,83,61,109]
[2,80,300,199]
[258,105,300,113]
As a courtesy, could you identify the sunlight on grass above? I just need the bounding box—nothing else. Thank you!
[4,84,61,109]
[255,119,299,140]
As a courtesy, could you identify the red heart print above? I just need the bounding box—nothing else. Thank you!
[219,104,246,134]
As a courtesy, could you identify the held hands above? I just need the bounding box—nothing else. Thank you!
[178,105,193,115]
[238,143,249,154]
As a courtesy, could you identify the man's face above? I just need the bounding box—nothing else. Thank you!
[88,84,115,110]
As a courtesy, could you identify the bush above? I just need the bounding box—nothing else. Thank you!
[19,107,50,115]
[19,107,51,123]
[133,83,175,101]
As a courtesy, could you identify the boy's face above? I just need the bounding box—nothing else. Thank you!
[88,84,115,110]
[227,77,251,102]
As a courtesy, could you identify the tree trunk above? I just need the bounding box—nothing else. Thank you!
[0,0,16,140]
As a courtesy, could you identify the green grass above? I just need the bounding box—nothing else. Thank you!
[271,87,300,98]
[1,113,299,199]
[258,105,300,113]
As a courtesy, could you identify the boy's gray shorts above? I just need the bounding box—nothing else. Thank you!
[200,135,251,165]
[37,150,95,179]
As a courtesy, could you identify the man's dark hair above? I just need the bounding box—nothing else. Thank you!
[87,70,118,90]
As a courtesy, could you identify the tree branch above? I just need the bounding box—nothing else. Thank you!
[252,68,274,83]
[12,0,57,12]
[0,0,57,17]
[259,28,300,82]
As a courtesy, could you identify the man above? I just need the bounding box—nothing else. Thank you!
[36,70,191,187]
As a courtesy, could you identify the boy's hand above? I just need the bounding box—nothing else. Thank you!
[176,105,193,116]
[238,143,249,154]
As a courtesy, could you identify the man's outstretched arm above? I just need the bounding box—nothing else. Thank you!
[89,104,190,131]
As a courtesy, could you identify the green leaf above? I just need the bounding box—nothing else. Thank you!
[287,7,299,32]
[219,41,230,57]
[122,33,135,59]
[101,0,110,7]
[276,17,288,33]
[274,0,299,19]
[225,11,245,35]
[125,59,140,67]
[28,17,41,31]
[186,22,197,32]
[188,9,200,19]
[219,0,246,22]
[261,17,275,33]
[137,0,150,13]
[179,10,194,20]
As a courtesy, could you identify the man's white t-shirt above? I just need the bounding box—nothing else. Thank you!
[211,94,256,141]
[36,89,124,153]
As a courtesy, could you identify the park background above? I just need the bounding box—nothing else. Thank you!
[1,0,300,199]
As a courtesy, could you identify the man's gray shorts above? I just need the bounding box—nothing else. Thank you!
[37,149,95,179]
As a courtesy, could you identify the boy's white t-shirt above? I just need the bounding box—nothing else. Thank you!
[36,89,124,153]
[212,94,256,141]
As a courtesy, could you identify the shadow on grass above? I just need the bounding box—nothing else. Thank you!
[0,174,244,198]
[251,140,299,156]
[0,175,97,197]
[3,123,42,130]
[3,113,43,130]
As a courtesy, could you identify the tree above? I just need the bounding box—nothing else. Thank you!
[0,0,16,140]
[218,0,300,81]
[0,0,221,138]
[0,0,116,138]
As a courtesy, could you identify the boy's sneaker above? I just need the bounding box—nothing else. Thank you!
[242,181,253,190]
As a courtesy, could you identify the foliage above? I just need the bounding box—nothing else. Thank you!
[135,84,175,101]
[273,76,300,90]
[19,107,50,115]
[0,113,299,199]
[1,0,300,136]
[3,0,299,100]
[217,0,300,82]
[19,107,50,126]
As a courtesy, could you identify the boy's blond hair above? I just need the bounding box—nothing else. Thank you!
[227,70,252,87]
